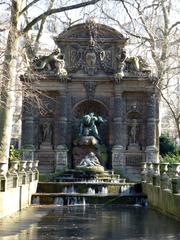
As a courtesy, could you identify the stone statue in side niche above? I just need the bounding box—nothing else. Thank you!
[40,121,53,144]
[33,48,67,76]
[79,112,106,142]
[128,119,139,144]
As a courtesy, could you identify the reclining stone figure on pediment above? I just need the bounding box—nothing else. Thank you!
[125,56,150,73]
[32,48,67,76]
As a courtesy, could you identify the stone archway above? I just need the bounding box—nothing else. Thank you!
[72,100,110,168]
[73,100,108,119]
[72,100,109,142]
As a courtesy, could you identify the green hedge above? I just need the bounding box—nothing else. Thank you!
[160,134,180,163]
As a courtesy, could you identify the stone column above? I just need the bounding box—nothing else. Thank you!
[112,92,125,170]
[21,116,35,161]
[145,93,158,163]
[55,94,68,170]
[113,94,123,145]
[21,103,35,161]
[22,116,35,149]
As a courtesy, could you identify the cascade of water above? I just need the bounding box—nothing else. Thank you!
[68,196,78,205]
[101,186,108,194]
[82,197,86,206]
[68,185,76,193]
[121,185,130,196]
[87,187,96,195]
[63,186,68,193]
[63,185,76,193]
[54,197,64,205]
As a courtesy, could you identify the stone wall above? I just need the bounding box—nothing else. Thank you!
[142,183,180,220]
[141,162,180,220]
[0,161,39,219]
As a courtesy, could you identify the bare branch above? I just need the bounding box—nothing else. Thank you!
[22,0,101,33]
[168,21,180,34]
[20,0,41,15]
[101,7,150,41]
[34,0,55,51]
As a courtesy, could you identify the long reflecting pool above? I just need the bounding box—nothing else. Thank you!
[0,205,179,240]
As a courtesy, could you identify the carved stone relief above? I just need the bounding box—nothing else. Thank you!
[83,82,97,99]
[67,44,115,75]
[125,94,147,118]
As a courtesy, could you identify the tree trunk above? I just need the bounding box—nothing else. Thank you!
[175,118,180,142]
[0,0,20,165]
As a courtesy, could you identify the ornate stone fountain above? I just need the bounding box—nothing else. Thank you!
[21,21,159,182]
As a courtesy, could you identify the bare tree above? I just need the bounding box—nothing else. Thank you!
[100,0,180,139]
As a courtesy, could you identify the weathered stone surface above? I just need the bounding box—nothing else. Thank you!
[142,183,180,220]
[21,22,158,180]
[78,136,98,146]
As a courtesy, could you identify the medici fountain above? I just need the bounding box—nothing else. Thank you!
[31,112,145,206]
[20,20,159,206]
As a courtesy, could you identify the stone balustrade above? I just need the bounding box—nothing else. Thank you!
[141,162,180,220]
[0,160,39,218]
[0,160,39,192]
[141,162,180,194]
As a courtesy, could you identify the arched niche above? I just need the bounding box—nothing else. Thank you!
[72,100,109,144]
[73,100,109,119]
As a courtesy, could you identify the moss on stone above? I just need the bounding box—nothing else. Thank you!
[76,165,105,174]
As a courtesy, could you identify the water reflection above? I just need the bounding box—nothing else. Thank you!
[0,206,179,240]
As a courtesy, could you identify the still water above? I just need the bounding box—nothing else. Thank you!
[0,205,179,240]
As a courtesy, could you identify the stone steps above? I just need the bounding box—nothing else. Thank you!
[31,181,147,205]
[32,192,147,205]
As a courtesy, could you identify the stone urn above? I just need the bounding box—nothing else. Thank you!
[171,163,180,194]
[0,162,8,175]
[171,163,180,177]
[140,162,147,182]
[160,163,169,175]
[26,161,33,171]
[33,160,39,169]
[10,160,19,172]
[160,163,170,190]
[146,162,153,183]
[152,163,160,186]
[19,160,27,172]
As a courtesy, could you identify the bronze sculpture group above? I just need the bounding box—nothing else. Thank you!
[79,112,106,142]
